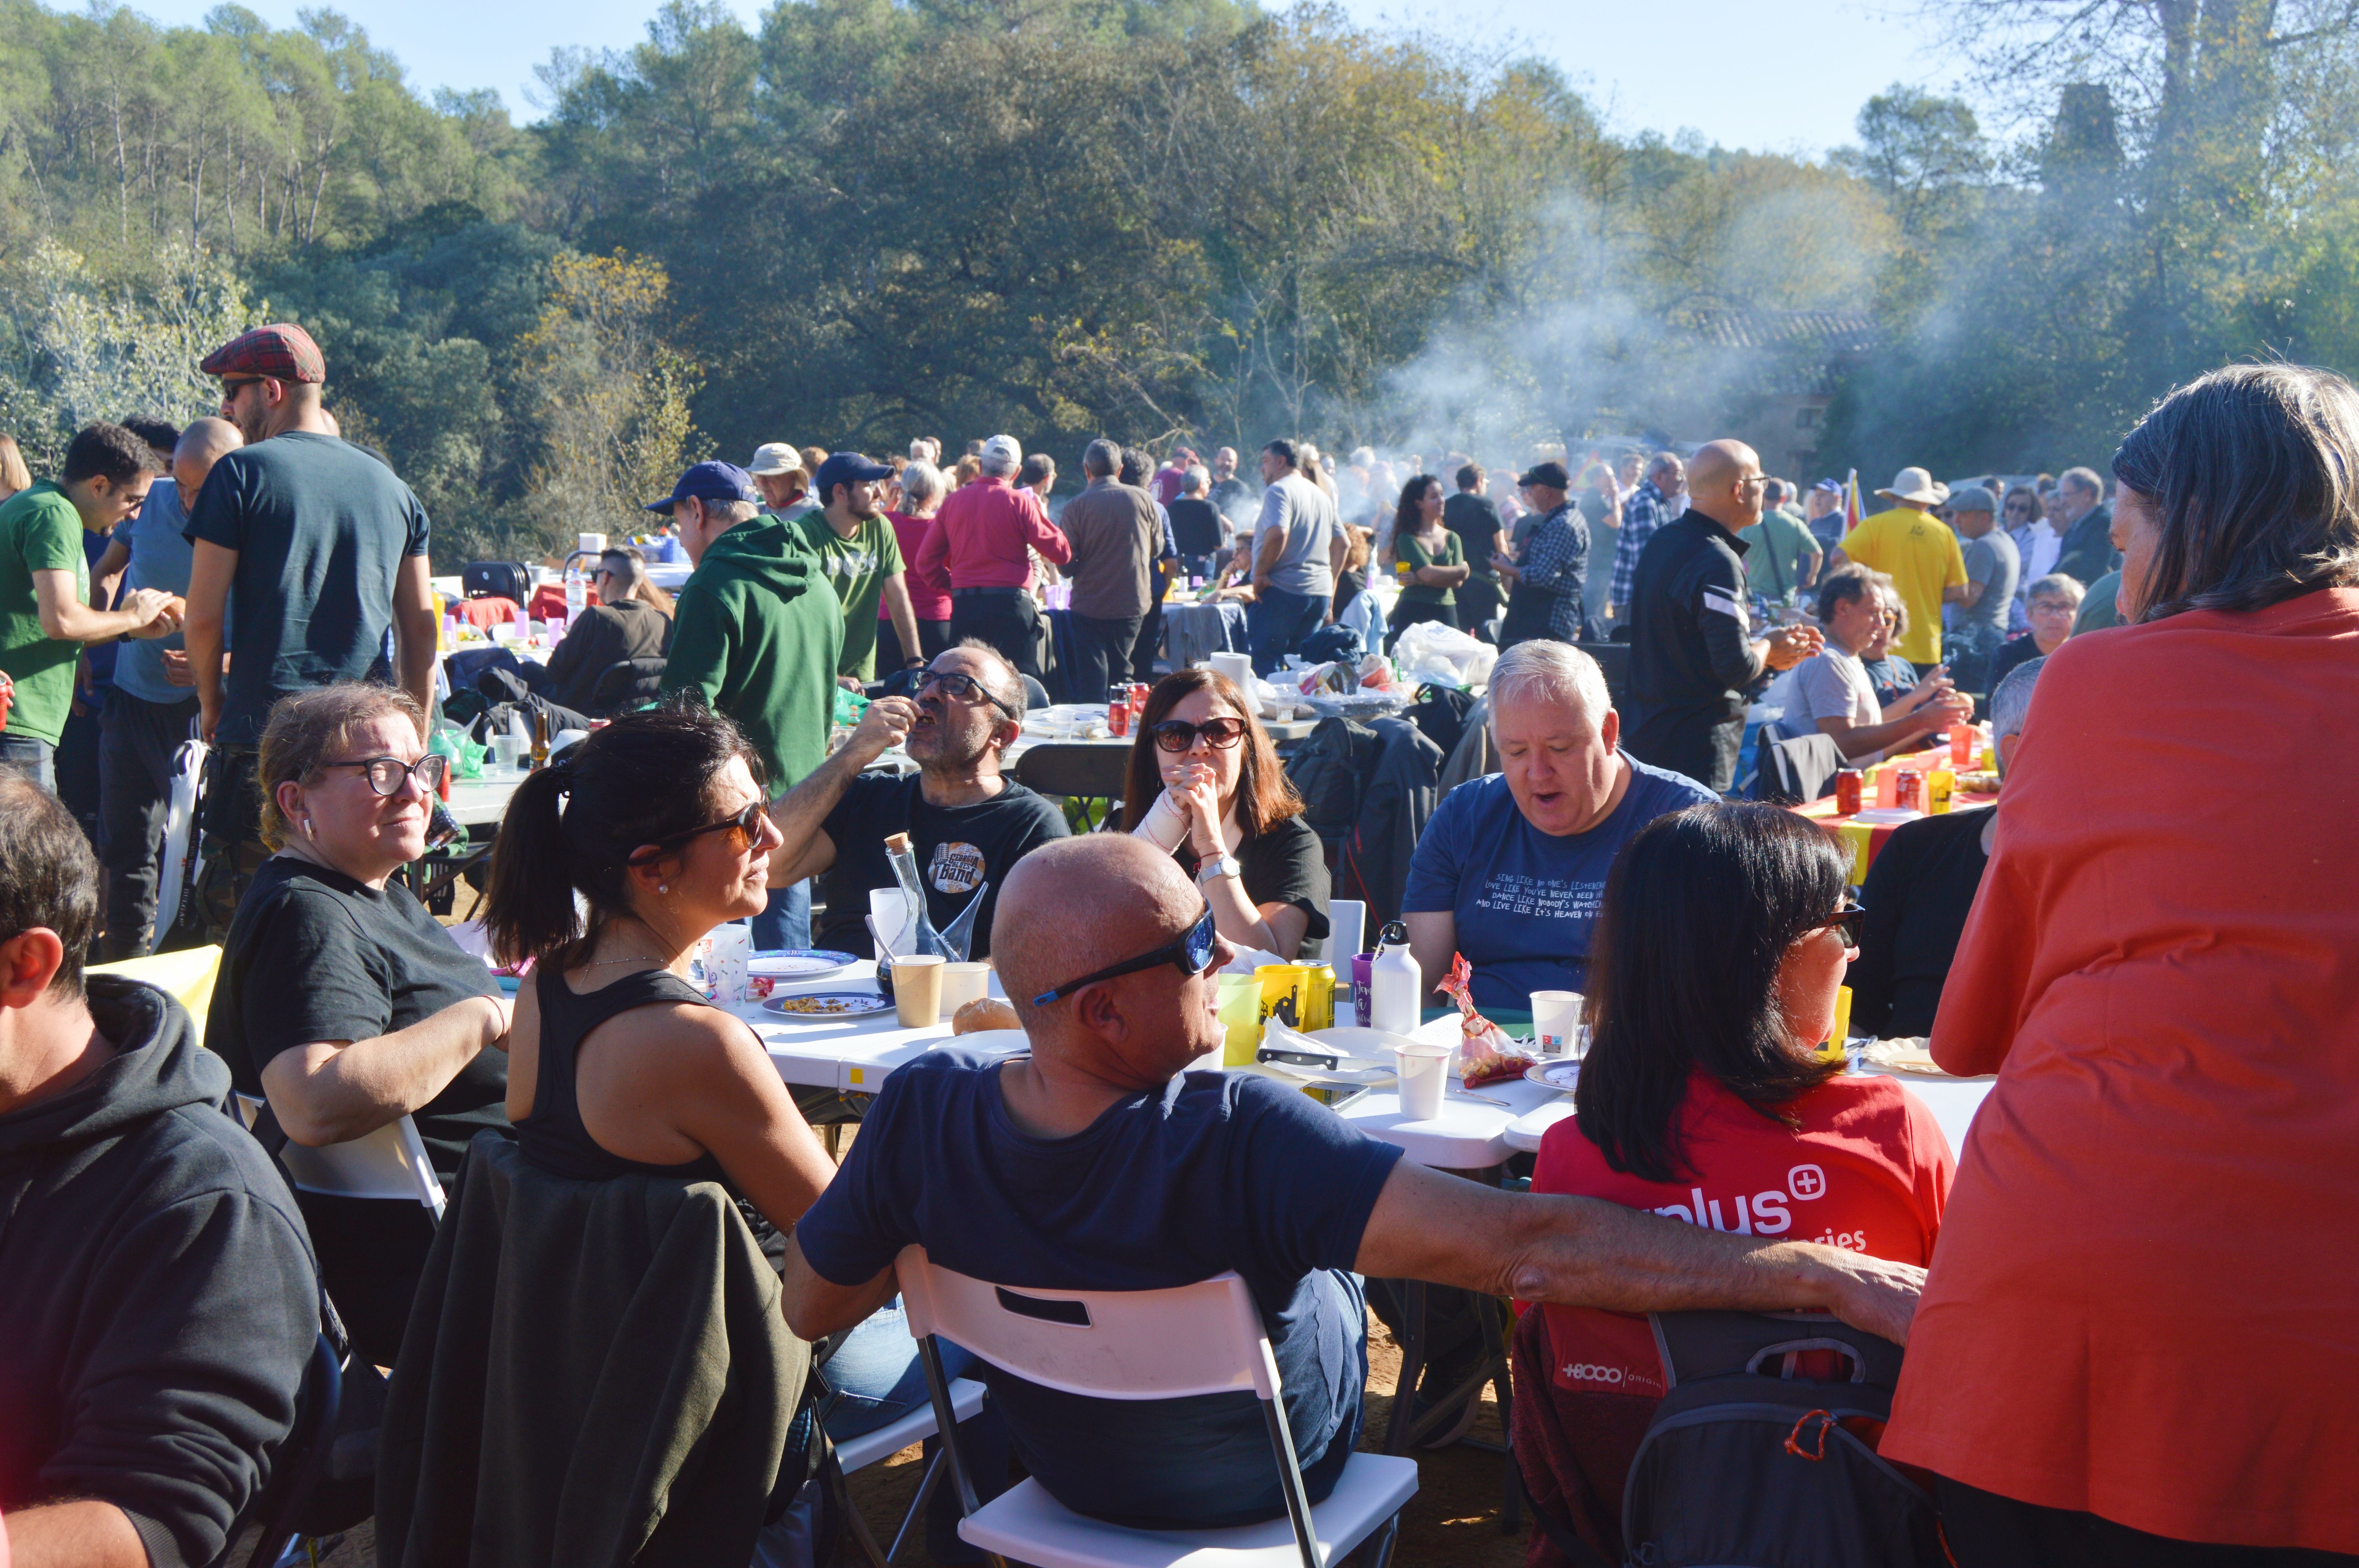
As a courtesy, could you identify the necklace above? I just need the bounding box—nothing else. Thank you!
[582,955,667,968]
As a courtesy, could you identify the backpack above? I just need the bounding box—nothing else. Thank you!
[462,561,533,606]
[1603,1311,1943,1567]
[1281,717,1380,849]
[1404,682,1479,760]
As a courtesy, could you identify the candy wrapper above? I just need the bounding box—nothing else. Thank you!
[1436,952,1535,1086]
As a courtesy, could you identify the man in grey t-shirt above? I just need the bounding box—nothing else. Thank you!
[1943,486,2018,691]
[1245,439,1343,673]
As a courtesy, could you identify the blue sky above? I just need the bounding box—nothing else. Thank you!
[123,0,1945,157]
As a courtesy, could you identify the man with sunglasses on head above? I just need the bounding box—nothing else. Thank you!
[180,323,442,940]
[761,641,1065,962]
[778,833,1924,1534]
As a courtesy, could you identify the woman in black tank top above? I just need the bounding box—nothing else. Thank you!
[479,702,838,1241]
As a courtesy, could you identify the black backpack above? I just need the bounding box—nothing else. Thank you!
[1281,716,1379,850]
[1532,1311,1942,1568]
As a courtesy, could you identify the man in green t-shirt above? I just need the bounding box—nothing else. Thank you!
[0,425,183,793]
[800,452,923,683]
[1735,480,1823,601]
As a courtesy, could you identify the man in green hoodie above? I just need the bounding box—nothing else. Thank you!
[656,461,842,949]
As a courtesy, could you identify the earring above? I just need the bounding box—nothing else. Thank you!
[658,884,669,893]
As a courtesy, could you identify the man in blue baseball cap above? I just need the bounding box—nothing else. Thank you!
[656,459,842,948]
[800,452,924,683]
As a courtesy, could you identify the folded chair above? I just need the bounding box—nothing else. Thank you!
[898,1245,1417,1568]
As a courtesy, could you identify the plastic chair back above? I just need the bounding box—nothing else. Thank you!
[896,1246,1277,1401]
[276,1116,446,1217]
[89,945,223,1044]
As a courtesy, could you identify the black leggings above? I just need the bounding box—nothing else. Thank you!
[1937,1476,2359,1568]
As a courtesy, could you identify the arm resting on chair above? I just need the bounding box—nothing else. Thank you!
[780,1237,900,1342]
[263,994,511,1147]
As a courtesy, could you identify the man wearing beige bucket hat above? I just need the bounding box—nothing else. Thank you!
[1836,466,1969,672]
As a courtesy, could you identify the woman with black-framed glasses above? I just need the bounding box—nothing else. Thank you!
[207,682,514,1363]
[1122,668,1329,960]
[1515,801,1954,1563]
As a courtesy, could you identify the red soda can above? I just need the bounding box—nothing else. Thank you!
[1108,686,1131,737]
[1895,768,1924,811]
[1129,682,1148,719]
[1948,724,1975,766]
[1835,769,1863,814]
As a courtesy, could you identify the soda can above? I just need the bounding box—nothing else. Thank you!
[1129,682,1149,719]
[1300,963,1335,1032]
[1835,769,1864,815]
[1108,687,1131,737]
[1895,768,1924,812]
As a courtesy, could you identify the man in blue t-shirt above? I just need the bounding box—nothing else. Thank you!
[782,835,1923,1532]
[1404,641,1717,1010]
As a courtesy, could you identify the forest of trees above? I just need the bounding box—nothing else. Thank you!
[4,0,2358,560]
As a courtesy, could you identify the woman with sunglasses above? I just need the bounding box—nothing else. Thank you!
[1514,801,1954,1562]
[1123,668,1328,961]
[480,700,1003,1541]
[207,683,512,1362]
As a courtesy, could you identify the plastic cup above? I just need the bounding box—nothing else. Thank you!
[1393,1040,1452,1121]
[1217,972,1264,1066]
[1351,954,1374,1027]
[892,954,945,1027]
[869,888,910,959]
[939,961,990,1014]
[706,924,751,1005]
[1530,990,1583,1056]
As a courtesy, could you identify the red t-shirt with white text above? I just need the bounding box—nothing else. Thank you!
[1530,1071,1954,1399]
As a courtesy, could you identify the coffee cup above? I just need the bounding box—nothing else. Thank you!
[940,961,990,1013]
[892,954,945,1028]
[1530,990,1583,1056]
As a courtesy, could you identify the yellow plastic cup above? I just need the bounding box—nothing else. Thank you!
[1217,973,1264,1067]
[1818,985,1854,1063]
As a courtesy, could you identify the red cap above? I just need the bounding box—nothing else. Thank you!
[200,323,326,384]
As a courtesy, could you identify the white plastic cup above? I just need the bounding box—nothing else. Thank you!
[1531,991,1584,1057]
[940,961,990,1014]
[869,887,911,959]
[706,924,752,1005]
[1393,1040,1452,1121]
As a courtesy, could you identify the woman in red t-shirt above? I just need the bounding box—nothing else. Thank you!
[1516,801,1955,1564]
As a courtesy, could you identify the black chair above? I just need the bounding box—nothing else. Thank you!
[1019,673,1050,711]
[1755,729,1846,805]
[1012,743,1132,831]
[588,655,667,716]
[221,1330,343,1568]
[1570,641,1630,706]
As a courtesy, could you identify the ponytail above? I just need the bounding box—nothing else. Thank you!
[481,763,582,965]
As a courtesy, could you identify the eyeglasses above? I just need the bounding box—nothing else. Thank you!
[628,799,770,865]
[1151,716,1248,753]
[916,668,1016,718]
[316,754,449,795]
[219,377,264,399]
[1031,907,1219,1007]
[1822,895,1865,948]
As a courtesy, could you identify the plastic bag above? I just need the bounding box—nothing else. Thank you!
[1390,621,1497,689]
[833,685,871,726]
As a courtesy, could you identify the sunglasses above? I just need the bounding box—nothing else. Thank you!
[917,668,1016,718]
[1151,716,1248,753]
[218,376,265,399]
[1031,907,1219,1006]
[628,799,770,865]
[317,754,449,795]
[1823,895,1865,948]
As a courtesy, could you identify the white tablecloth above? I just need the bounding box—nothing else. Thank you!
[1329,1016,1565,1169]
[720,959,1023,1092]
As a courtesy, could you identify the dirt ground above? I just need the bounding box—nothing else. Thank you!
[244,1315,1531,1568]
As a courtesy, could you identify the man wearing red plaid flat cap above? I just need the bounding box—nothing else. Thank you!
[175,323,440,942]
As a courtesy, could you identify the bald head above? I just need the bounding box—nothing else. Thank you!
[997,836,1199,1027]
[1685,439,1764,532]
[173,417,242,507]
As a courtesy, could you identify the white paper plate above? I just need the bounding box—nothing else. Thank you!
[1525,1058,1582,1093]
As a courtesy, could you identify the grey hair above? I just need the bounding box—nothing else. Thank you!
[2025,572,2086,607]
[1081,438,1121,479]
[1182,464,1210,495]
[1487,641,1610,726]
[2058,465,2105,501]
[698,497,759,527]
[1649,450,1684,481]
[952,638,1027,721]
[900,460,945,510]
[1990,655,2044,744]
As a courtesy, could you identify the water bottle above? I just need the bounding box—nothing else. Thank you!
[563,557,588,631]
[1369,920,1421,1036]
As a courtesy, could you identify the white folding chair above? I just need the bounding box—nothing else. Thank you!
[236,1094,445,1219]
[897,1245,1416,1568]
[827,1371,991,1565]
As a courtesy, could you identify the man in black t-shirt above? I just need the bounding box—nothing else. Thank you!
[1442,463,1505,641]
[767,641,1066,960]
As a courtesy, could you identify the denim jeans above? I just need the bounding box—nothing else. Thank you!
[1247,587,1330,675]
[98,690,201,959]
[0,733,56,793]
[751,878,811,950]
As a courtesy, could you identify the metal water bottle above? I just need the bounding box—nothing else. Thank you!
[1369,920,1421,1037]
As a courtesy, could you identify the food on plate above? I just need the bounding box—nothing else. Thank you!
[953,997,1020,1035]
[1435,952,1536,1085]
[769,995,869,1016]
[1955,770,2001,793]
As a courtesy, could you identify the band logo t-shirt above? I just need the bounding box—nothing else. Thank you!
[1531,1071,1953,1397]
[814,772,1067,959]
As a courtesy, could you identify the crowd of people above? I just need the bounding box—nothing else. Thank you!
[1,317,2354,1568]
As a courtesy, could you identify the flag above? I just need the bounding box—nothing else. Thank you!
[1843,469,1865,531]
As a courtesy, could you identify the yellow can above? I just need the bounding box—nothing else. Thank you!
[1299,964,1336,1032]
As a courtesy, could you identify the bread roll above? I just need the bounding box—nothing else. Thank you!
[952,997,1020,1035]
